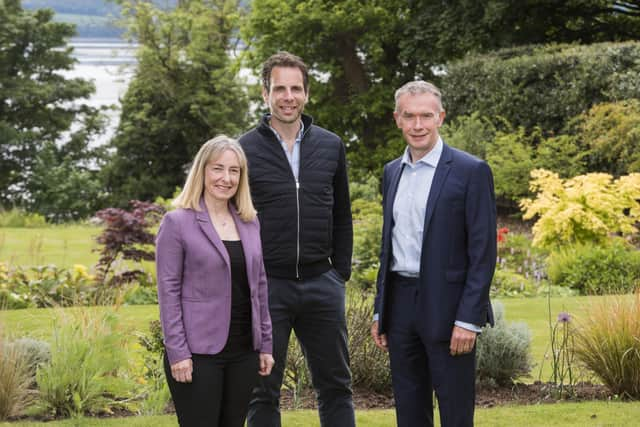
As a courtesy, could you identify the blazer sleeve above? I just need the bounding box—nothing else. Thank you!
[456,161,497,326]
[373,163,391,316]
[156,213,191,365]
[255,220,273,354]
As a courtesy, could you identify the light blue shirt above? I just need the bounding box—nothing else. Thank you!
[268,117,304,181]
[391,140,442,276]
[382,138,481,333]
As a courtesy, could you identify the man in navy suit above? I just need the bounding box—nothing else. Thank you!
[371,81,497,427]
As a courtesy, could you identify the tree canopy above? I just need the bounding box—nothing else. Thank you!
[103,0,250,206]
[0,0,104,217]
[241,0,640,178]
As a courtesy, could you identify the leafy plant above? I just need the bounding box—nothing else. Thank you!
[0,263,100,309]
[8,338,50,380]
[570,100,640,177]
[0,208,47,228]
[350,192,382,291]
[347,289,391,393]
[574,290,640,399]
[546,240,640,295]
[137,320,170,415]
[283,289,392,401]
[521,169,640,249]
[486,127,537,207]
[36,310,133,417]
[94,200,164,288]
[476,301,532,386]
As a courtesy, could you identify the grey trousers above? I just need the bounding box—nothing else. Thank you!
[247,268,356,427]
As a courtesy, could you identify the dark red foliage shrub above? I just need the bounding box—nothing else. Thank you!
[94,200,165,286]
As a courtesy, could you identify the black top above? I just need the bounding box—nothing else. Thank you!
[221,240,252,352]
[239,113,353,281]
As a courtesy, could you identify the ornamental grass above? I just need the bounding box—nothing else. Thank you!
[573,289,640,399]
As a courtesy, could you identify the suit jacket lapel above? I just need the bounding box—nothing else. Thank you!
[196,198,230,267]
[422,144,453,237]
[386,160,404,226]
[382,159,405,259]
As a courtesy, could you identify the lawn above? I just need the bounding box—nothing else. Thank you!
[1,402,639,426]
[2,226,638,425]
[0,295,625,382]
[0,226,101,268]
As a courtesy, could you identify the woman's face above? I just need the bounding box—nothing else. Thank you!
[204,149,241,202]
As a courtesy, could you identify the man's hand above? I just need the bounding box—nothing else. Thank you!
[259,353,275,376]
[449,325,477,356]
[171,358,193,383]
[371,321,388,351]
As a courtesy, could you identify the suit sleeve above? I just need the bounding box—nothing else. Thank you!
[255,220,273,354]
[373,163,390,317]
[331,140,354,281]
[156,213,191,365]
[456,161,497,326]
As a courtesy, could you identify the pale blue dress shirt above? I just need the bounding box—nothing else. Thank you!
[268,116,304,180]
[379,138,481,333]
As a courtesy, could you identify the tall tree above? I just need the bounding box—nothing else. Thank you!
[104,0,249,206]
[241,0,411,179]
[242,0,640,178]
[0,0,102,208]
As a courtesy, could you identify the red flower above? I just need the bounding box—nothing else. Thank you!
[497,227,509,244]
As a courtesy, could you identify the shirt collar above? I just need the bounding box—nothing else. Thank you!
[401,137,443,168]
[266,114,304,143]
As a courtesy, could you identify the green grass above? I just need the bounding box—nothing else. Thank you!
[494,295,593,382]
[0,226,101,268]
[0,295,625,383]
[0,226,154,273]
[1,402,639,426]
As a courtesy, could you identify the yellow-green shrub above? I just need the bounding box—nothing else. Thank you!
[520,169,640,249]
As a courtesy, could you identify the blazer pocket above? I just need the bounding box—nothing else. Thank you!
[445,269,466,283]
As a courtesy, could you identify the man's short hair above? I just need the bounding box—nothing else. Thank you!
[394,81,443,113]
[261,51,309,93]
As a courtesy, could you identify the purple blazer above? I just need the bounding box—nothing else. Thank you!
[156,199,272,365]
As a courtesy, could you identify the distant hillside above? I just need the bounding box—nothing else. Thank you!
[23,0,123,38]
[22,0,121,16]
[22,0,247,38]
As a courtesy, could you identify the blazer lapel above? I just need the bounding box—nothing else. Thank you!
[196,198,230,267]
[386,160,405,226]
[422,144,453,236]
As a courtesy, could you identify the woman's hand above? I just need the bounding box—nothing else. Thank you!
[258,353,275,376]
[171,358,193,383]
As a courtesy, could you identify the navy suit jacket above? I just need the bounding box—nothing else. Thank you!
[374,143,496,340]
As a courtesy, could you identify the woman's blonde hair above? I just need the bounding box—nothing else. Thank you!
[172,135,257,222]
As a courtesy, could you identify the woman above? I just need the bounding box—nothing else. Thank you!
[156,135,274,427]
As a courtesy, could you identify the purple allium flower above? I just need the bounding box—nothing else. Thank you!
[557,312,571,323]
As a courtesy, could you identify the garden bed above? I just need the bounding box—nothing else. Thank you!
[279,381,614,410]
